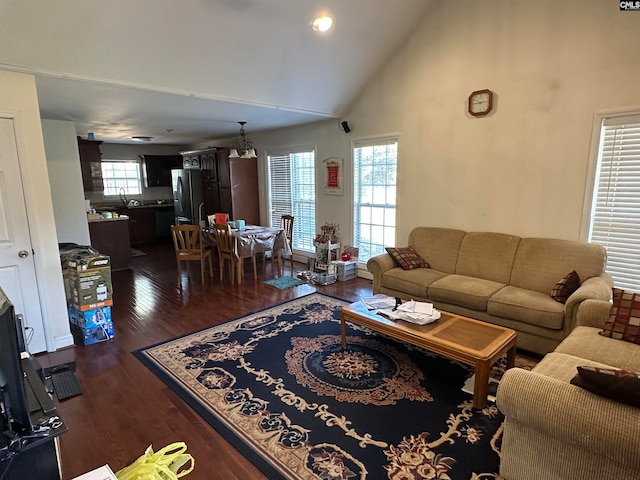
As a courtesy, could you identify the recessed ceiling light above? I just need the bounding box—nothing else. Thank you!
[312,16,333,32]
[131,136,153,142]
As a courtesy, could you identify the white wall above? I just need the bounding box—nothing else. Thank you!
[0,70,72,351]
[248,0,640,248]
[42,119,91,245]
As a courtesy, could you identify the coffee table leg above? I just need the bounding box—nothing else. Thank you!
[340,316,347,349]
[506,344,516,369]
[472,361,490,410]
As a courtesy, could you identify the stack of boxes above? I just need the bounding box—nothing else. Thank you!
[62,251,115,345]
[330,260,358,281]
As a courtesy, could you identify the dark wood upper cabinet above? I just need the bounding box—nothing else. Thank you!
[77,137,104,192]
[141,155,183,187]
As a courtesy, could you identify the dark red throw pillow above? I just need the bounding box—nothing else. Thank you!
[570,365,640,408]
[599,288,640,344]
[550,270,581,303]
[385,246,429,270]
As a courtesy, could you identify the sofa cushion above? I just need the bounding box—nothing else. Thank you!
[510,238,606,294]
[381,267,447,299]
[600,288,640,344]
[532,351,613,382]
[385,246,429,270]
[408,227,467,274]
[551,270,581,304]
[428,274,505,311]
[488,285,565,329]
[556,326,640,372]
[570,366,640,408]
[455,232,521,284]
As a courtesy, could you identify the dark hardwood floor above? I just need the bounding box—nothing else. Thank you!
[38,240,374,479]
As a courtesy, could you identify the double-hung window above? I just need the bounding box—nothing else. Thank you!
[267,147,316,252]
[353,137,398,264]
[587,113,640,291]
[101,160,142,197]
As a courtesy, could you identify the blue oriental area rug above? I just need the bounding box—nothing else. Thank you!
[135,293,505,480]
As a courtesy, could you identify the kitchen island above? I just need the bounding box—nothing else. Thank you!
[88,216,131,271]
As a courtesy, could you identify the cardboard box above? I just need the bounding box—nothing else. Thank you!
[68,306,114,345]
[65,254,113,310]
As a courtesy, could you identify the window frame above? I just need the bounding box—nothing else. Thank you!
[582,109,640,291]
[352,136,399,266]
[101,158,143,198]
[266,146,316,254]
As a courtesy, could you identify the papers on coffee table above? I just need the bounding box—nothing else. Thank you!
[377,299,441,325]
[361,296,397,310]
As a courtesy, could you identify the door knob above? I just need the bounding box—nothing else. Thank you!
[18,250,29,258]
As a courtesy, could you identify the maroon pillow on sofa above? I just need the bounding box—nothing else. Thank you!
[570,365,640,408]
[550,270,581,304]
[599,288,640,344]
[385,246,429,270]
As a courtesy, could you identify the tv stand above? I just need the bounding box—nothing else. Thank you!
[0,358,66,479]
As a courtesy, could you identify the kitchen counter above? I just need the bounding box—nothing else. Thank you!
[88,216,129,222]
[88,216,131,271]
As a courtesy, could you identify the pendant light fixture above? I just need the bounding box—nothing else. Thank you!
[228,121,257,158]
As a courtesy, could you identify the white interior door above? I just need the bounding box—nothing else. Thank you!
[0,117,46,353]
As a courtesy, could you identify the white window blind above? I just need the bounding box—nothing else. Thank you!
[589,114,640,291]
[267,148,316,252]
[353,138,398,264]
[101,160,142,196]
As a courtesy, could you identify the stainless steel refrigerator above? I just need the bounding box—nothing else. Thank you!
[171,169,205,226]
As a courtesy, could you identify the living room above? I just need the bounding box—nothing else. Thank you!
[0,1,639,479]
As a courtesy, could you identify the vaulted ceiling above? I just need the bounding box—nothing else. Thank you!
[0,0,433,145]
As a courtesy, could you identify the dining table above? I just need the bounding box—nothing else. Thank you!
[203,225,293,284]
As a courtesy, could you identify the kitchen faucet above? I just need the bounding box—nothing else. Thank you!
[119,187,128,206]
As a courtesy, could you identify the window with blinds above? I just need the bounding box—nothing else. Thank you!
[588,114,640,291]
[267,148,316,252]
[353,138,398,264]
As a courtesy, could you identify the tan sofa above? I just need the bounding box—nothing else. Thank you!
[497,299,640,480]
[366,227,613,354]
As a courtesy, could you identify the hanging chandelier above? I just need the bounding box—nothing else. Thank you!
[228,121,257,158]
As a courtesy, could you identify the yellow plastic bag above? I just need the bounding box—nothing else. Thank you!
[115,442,194,480]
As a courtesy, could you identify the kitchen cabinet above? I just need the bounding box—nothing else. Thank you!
[155,206,175,238]
[141,155,182,187]
[88,217,131,270]
[183,147,259,224]
[77,137,104,192]
[118,207,157,245]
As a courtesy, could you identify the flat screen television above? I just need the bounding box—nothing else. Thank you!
[0,287,31,436]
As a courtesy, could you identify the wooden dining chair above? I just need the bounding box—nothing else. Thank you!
[212,223,238,284]
[171,224,213,284]
[281,215,294,271]
[262,214,295,273]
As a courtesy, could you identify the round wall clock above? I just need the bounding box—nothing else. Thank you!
[468,89,493,116]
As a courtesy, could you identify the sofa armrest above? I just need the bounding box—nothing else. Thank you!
[563,274,613,330]
[367,253,396,294]
[575,298,613,329]
[497,368,640,471]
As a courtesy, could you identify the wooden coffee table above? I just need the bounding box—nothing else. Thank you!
[341,300,517,409]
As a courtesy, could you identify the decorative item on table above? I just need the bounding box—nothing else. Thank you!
[343,245,359,262]
[211,213,229,226]
[235,219,245,230]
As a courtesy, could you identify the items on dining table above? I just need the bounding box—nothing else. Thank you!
[210,213,229,226]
